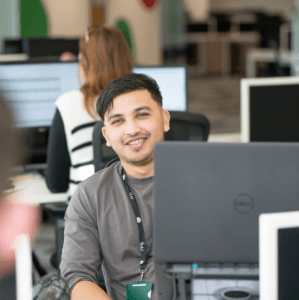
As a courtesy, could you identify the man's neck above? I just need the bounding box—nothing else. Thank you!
[121,160,154,178]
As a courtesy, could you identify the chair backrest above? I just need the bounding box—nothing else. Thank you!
[165,111,210,142]
[93,111,210,172]
[92,121,118,172]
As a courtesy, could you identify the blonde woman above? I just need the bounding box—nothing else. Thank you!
[46,26,133,195]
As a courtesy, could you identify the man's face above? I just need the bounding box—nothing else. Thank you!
[102,89,170,167]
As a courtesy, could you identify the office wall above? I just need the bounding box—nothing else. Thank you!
[185,0,210,22]
[211,0,295,19]
[105,0,162,66]
[41,0,89,37]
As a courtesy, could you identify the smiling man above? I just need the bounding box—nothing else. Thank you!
[60,73,172,300]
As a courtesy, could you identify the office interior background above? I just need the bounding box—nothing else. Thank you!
[1,0,299,298]
[1,0,297,137]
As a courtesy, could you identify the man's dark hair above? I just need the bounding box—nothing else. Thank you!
[96,73,163,121]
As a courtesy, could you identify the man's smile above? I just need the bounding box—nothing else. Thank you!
[126,138,148,150]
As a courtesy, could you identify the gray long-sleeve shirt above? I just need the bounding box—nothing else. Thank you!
[60,161,173,299]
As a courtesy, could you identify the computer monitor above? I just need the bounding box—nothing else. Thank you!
[3,39,23,54]
[241,77,299,142]
[0,60,80,128]
[133,65,187,111]
[0,60,80,168]
[154,142,299,265]
[22,38,80,57]
[260,211,299,300]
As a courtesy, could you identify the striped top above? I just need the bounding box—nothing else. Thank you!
[55,90,99,195]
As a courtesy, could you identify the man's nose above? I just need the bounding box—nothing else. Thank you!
[125,119,140,135]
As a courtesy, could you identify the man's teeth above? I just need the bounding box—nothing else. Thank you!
[129,139,144,145]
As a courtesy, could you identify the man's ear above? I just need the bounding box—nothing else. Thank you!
[102,126,111,147]
[162,110,171,133]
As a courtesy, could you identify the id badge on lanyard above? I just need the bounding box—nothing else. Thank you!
[121,168,154,299]
[126,281,153,300]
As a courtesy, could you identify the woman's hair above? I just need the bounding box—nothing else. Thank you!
[79,25,134,118]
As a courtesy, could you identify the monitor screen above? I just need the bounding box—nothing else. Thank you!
[133,66,187,112]
[278,227,299,299]
[0,61,80,128]
[241,77,299,142]
[0,62,187,128]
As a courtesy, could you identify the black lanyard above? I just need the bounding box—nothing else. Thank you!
[121,167,152,280]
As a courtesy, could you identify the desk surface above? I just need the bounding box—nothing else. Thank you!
[208,132,240,143]
[10,173,69,205]
[246,48,291,77]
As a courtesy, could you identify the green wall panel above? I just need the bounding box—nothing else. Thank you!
[116,19,135,60]
[20,0,48,38]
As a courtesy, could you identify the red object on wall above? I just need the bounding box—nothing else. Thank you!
[138,0,158,10]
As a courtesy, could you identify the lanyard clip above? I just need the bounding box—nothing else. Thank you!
[140,270,145,281]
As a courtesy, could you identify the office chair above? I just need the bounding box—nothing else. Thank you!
[165,111,210,142]
[93,121,118,172]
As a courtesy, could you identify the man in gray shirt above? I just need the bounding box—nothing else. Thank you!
[60,73,173,299]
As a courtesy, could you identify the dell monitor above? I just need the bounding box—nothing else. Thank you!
[241,77,299,143]
[153,142,299,299]
[154,142,299,265]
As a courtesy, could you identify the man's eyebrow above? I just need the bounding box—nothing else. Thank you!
[133,106,153,113]
[107,113,123,122]
[107,106,152,122]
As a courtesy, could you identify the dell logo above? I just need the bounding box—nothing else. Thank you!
[233,194,254,214]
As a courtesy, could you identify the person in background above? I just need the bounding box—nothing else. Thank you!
[60,51,76,62]
[0,94,40,299]
[46,25,134,195]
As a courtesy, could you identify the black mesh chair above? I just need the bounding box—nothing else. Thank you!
[93,121,118,172]
[165,111,210,142]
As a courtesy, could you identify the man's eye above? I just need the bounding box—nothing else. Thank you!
[112,119,122,125]
[138,113,149,117]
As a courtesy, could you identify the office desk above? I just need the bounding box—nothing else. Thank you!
[246,48,291,77]
[187,31,260,76]
[11,173,69,204]
[208,132,241,143]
